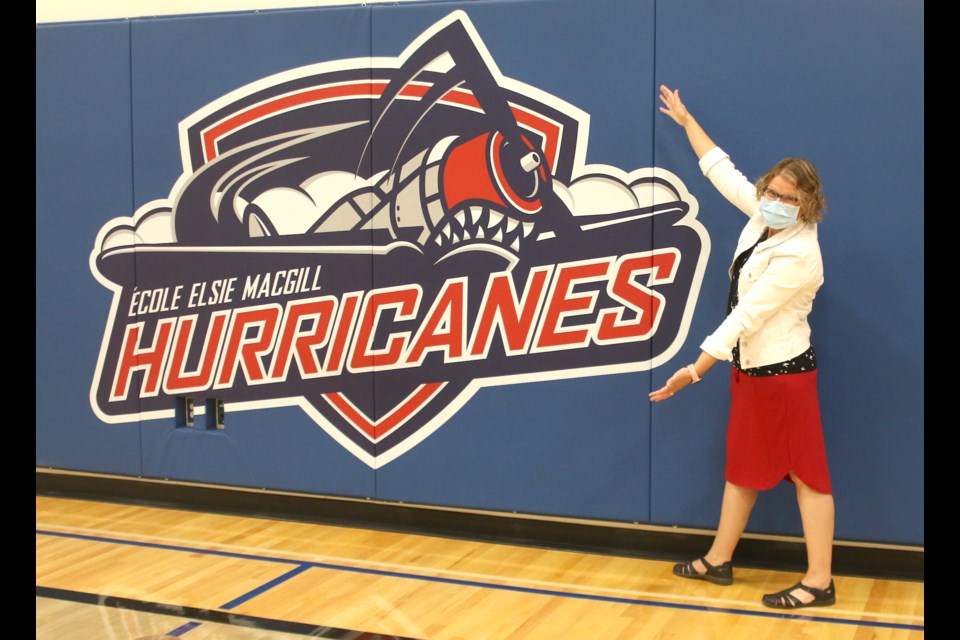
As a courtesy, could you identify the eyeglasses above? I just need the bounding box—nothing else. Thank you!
[762,187,802,206]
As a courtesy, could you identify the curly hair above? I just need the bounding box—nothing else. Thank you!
[755,157,826,223]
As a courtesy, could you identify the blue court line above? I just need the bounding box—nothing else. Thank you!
[220,564,312,609]
[167,620,202,637]
[37,528,923,632]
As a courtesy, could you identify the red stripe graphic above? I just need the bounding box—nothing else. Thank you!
[322,381,447,440]
[200,80,561,171]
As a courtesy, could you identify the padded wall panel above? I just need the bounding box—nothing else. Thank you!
[37,21,142,474]
[652,0,923,544]
[127,7,378,496]
[367,0,658,521]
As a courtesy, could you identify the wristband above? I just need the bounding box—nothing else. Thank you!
[686,364,701,384]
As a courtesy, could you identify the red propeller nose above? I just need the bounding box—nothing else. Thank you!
[441,131,547,215]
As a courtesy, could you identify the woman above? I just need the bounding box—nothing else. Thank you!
[650,85,835,609]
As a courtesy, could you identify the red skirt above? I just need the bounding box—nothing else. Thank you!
[726,367,832,494]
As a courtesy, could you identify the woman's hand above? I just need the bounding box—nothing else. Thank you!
[659,85,690,127]
[649,367,693,403]
[657,84,717,160]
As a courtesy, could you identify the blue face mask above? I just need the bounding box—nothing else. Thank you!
[759,197,800,229]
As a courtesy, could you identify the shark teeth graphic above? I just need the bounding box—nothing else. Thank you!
[432,205,534,252]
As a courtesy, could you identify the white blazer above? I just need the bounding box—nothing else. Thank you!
[696,147,824,369]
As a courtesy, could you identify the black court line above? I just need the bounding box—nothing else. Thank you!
[37,585,420,639]
[36,529,923,633]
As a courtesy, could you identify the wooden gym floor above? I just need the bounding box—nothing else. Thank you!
[36,495,924,639]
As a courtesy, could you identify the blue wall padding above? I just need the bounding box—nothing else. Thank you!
[36,0,923,545]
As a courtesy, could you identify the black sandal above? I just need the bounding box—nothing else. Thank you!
[672,557,733,585]
[762,580,836,609]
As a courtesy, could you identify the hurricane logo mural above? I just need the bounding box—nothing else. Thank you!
[89,11,708,467]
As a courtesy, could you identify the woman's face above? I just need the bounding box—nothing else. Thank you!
[762,176,805,219]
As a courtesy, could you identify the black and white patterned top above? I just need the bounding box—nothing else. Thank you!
[727,232,817,377]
